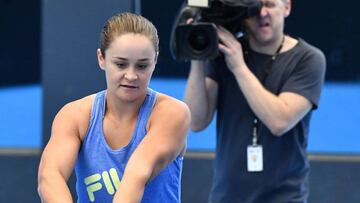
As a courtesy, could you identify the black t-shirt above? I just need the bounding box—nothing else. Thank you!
[206,38,326,203]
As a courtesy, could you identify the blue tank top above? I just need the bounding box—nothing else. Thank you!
[75,89,183,203]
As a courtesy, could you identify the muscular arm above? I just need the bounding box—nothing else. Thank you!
[112,97,190,203]
[38,101,86,202]
[184,60,218,131]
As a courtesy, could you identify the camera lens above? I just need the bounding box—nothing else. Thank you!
[174,23,218,60]
[188,29,210,52]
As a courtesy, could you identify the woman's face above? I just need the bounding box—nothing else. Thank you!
[97,33,157,103]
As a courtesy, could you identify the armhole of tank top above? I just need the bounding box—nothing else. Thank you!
[81,91,103,143]
[144,88,158,133]
[149,88,158,110]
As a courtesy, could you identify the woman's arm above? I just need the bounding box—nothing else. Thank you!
[38,99,90,203]
[112,95,190,203]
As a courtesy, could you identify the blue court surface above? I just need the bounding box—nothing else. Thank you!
[0,80,359,154]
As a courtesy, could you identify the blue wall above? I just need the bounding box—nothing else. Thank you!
[1,80,359,154]
[0,85,41,148]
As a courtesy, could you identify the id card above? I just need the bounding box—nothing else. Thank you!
[188,0,209,7]
[247,145,263,172]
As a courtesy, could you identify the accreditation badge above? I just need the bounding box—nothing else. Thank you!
[247,145,263,172]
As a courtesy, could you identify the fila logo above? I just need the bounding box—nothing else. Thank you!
[84,168,120,202]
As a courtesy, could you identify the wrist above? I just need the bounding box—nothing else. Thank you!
[231,61,247,74]
[190,60,207,71]
[191,60,206,66]
[232,63,250,79]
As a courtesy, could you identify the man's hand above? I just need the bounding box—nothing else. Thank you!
[217,26,247,73]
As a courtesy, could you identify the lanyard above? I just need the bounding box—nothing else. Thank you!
[252,36,285,146]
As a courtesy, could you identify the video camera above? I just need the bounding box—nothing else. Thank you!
[170,0,262,61]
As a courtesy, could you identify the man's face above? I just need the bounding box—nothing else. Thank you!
[244,0,291,45]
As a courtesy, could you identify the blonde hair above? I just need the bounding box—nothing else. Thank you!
[99,12,159,57]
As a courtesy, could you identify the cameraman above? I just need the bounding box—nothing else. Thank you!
[184,0,326,202]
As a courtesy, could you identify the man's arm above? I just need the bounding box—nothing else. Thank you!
[232,66,312,135]
[112,96,190,203]
[184,60,218,131]
[38,102,84,203]
[217,27,316,136]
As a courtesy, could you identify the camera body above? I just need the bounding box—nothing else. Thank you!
[170,0,262,61]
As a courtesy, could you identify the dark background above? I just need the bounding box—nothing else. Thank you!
[1,0,360,87]
[0,0,41,86]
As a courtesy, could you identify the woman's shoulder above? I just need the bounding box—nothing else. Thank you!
[147,92,190,145]
[156,93,189,111]
[56,93,97,138]
[151,93,190,121]
[61,94,95,114]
